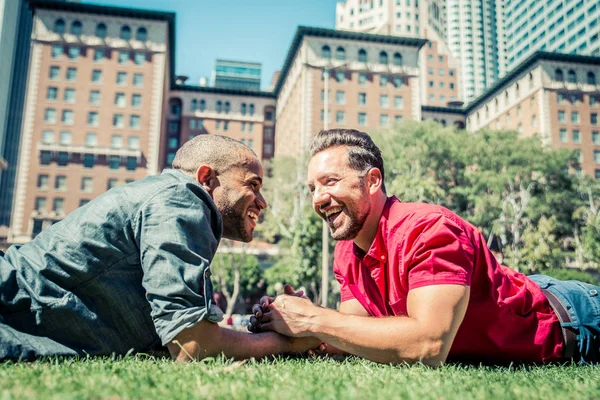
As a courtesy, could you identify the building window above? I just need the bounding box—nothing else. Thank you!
[120,25,132,40]
[64,88,75,103]
[42,130,54,144]
[336,111,345,124]
[249,122,254,132]
[81,177,93,193]
[90,69,102,83]
[59,131,72,145]
[51,45,63,58]
[567,70,576,83]
[241,103,247,115]
[134,52,145,65]
[118,51,129,64]
[130,115,141,129]
[380,114,389,126]
[65,67,77,82]
[116,72,127,85]
[224,101,231,113]
[133,73,143,87]
[555,69,563,81]
[380,75,388,87]
[49,66,60,80]
[168,137,179,149]
[265,110,274,121]
[89,90,100,105]
[393,52,402,66]
[380,95,389,108]
[216,101,222,113]
[128,136,140,149]
[593,131,600,145]
[40,151,51,165]
[358,72,367,85]
[558,110,566,123]
[131,94,142,108]
[588,72,597,85]
[358,49,367,62]
[198,99,205,111]
[108,156,121,170]
[572,111,580,124]
[136,27,148,41]
[358,93,367,105]
[592,113,598,125]
[591,95,599,107]
[336,91,345,105]
[35,197,47,212]
[335,46,346,61]
[107,178,118,190]
[190,119,197,130]
[126,157,137,171]
[379,51,388,64]
[249,104,255,116]
[55,175,67,191]
[44,108,57,124]
[113,114,124,128]
[573,130,581,143]
[37,174,49,190]
[531,114,537,128]
[87,112,99,126]
[595,150,600,164]
[83,154,95,168]
[57,152,69,166]
[335,71,345,83]
[96,23,107,38]
[47,87,58,101]
[54,19,66,34]
[394,96,403,109]
[168,121,179,134]
[358,112,367,126]
[223,121,229,131]
[85,133,97,147]
[115,93,126,107]
[321,45,331,59]
[67,46,80,60]
[393,77,403,88]
[557,92,566,104]
[111,135,123,149]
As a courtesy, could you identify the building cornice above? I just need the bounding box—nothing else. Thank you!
[172,85,275,99]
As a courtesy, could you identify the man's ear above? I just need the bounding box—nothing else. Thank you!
[195,165,216,192]
[366,168,383,195]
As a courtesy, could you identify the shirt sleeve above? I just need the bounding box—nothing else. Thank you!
[333,246,355,303]
[136,183,224,345]
[403,213,474,291]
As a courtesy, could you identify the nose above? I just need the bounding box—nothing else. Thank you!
[312,185,330,208]
[256,191,268,210]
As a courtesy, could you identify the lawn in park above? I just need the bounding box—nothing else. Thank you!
[1,355,599,400]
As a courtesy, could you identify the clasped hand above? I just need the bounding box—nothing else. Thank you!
[248,284,315,338]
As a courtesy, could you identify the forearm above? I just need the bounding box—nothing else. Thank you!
[308,308,446,365]
[169,321,292,362]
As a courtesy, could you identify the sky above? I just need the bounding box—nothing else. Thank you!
[85,0,340,90]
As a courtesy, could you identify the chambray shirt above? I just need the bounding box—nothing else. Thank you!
[0,169,223,360]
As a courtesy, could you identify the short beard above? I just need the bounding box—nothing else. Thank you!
[329,201,370,241]
[218,204,253,243]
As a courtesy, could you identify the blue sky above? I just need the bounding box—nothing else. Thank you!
[85,0,340,90]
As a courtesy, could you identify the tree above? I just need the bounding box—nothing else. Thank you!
[211,241,262,317]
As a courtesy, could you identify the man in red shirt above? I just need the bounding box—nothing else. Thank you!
[251,129,600,365]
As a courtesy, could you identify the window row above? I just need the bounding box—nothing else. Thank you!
[559,129,600,145]
[43,109,142,129]
[36,175,134,193]
[320,110,404,126]
[324,71,406,88]
[51,45,147,65]
[46,88,142,108]
[40,151,139,170]
[48,66,144,86]
[41,130,140,150]
[557,110,599,125]
[428,80,455,89]
[53,19,148,42]
[557,92,599,106]
[555,69,597,85]
[428,67,455,76]
[321,45,404,66]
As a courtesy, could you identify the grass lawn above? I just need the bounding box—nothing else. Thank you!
[1,355,599,399]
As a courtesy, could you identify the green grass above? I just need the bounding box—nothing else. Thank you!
[1,355,599,399]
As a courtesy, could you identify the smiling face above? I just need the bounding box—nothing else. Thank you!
[307,146,372,241]
[212,155,267,242]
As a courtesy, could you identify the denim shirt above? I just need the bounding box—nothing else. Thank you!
[0,169,223,360]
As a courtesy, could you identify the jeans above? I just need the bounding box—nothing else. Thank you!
[529,274,600,363]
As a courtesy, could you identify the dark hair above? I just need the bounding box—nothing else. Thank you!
[172,134,257,176]
[309,129,386,193]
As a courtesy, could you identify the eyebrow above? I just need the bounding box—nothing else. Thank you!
[248,175,263,184]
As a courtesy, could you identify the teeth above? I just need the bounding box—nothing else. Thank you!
[324,207,342,217]
[248,211,258,221]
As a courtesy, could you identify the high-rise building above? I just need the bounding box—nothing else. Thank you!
[213,59,262,91]
[273,26,426,159]
[500,0,600,73]
[8,0,175,243]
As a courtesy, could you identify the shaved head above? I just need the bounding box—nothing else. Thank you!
[172,134,258,176]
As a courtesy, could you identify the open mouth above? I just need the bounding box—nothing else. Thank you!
[323,206,343,225]
[247,210,259,227]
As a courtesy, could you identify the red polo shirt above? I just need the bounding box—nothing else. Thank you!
[333,196,564,363]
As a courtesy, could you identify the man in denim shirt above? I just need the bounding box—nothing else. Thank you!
[0,135,317,361]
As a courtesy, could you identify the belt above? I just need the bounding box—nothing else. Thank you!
[542,288,577,360]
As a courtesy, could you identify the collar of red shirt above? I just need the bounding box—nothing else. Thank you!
[350,196,399,268]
